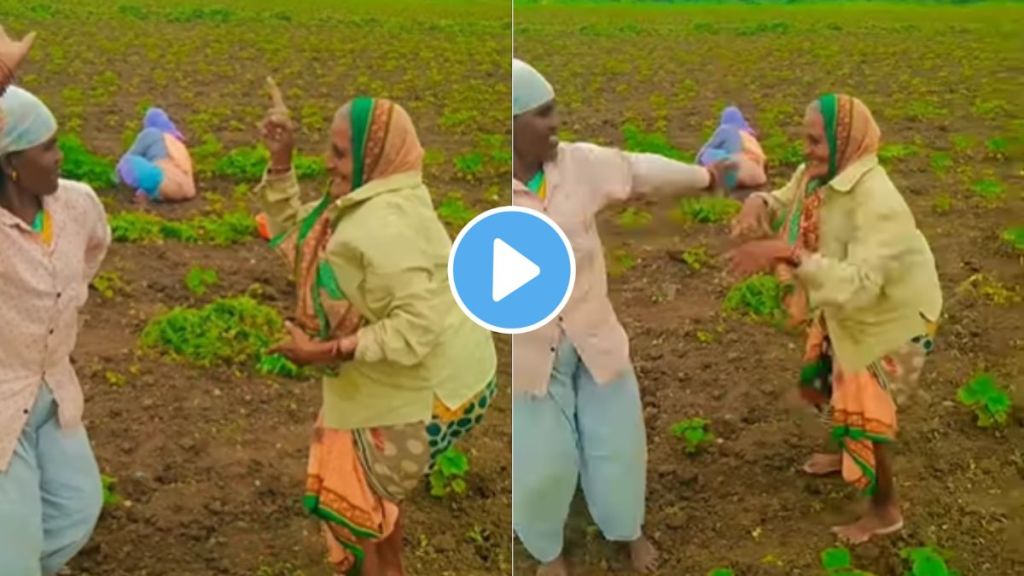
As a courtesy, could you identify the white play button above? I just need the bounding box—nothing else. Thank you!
[492,238,541,302]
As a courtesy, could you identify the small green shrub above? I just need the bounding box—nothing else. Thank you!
[101,474,122,508]
[670,417,714,455]
[429,446,470,498]
[59,135,117,190]
[622,123,684,160]
[436,193,477,231]
[901,547,961,576]
[957,373,1012,428]
[821,546,876,575]
[617,207,652,230]
[723,274,784,320]
[1002,227,1024,252]
[675,197,741,225]
[184,266,219,296]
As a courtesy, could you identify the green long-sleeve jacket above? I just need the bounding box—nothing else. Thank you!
[257,169,497,430]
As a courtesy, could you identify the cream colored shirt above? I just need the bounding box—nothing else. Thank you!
[512,142,711,394]
[0,180,110,471]
[756,155,943,371]
[258,170,497,429]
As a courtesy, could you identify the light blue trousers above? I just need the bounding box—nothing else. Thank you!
[0,384,103,576]
[513,341,647,563]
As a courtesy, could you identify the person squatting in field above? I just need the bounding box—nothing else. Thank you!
[729,93,942,544]
[0,28,112,576]
[116,107,197,203]
[510,57,738,576]
[696,105,768,190]
[256,77,498,576]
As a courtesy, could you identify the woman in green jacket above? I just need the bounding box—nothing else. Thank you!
[257,79,497,576]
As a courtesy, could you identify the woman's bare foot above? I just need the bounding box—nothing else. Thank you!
[801,453,841,476]
[629,536,659,574]
[831,502,904,545]
[537,556,568,576]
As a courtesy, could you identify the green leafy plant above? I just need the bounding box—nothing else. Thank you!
[901,547,960,576]
[91,271,127,300]
[930,152,954,173]
[58,135,117,190]
[675,197,741,225]
[140,296,285,370]
[932,194,953,214]
[679,246,711,271]
[723,274,784,320]
[1002,227,1024,252]
[109,211,257,246]
[256,353,304,379]
[617,207,652,230]
[436,193,477,231]
[607,247,636,277]
[429,446,470,498]
[101,474,122,508]
[970,178,1004,201]
[820,546,877,575]
[879,143,919,162]
[622,123,684,160]
[708,570,735,576]
[957,373,1012,428]
[213,146,324,181]
[454,152,484,180]
[184,266,219,296]
[670,417,714,455]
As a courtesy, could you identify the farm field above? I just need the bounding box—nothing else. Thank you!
[514,2,1023,576]
[4,0,511,575]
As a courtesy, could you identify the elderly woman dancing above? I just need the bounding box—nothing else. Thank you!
[257,78,498,576]
[729,93,942,544]
[0,29,111,576]
[511,58,734,576]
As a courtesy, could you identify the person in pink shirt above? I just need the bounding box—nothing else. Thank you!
[0,30,112,576]
[511,58,734,576]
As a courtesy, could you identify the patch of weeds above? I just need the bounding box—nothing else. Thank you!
[423,149,445,168]
[140,296,284,369]
[104,370,126,388]
[670,417,714,455]
[59,135,116,190]
[256,353,305,379]
[930,152,954,173]
[762,134,804,167]
[454,152,484,180]
[101,474,121,508]
[617,207,652,230]
[607,247,636,278]
[184,266,219,297]
[429,446,469,498]
[957,373,1012,429]
[109,211,256,246]
[951,134,975,156]
[970,178,1004,202]
[215,146,323,181]
[723,275,784,321]
[696,329,714,344]
[985,137,1008,160]
[901,547,961,576]
[255,563,306,576]
[679,246,711,271]
[1002,227,1024,252]
[91,271,127,300]
[932,194,953,214]
[708,570,735,576]
[436,193,477,231]
[879,143,919,163]
[957,273,1021,305]
[675,197,741,225]
[622,123,684,160]
[821,546,876,575]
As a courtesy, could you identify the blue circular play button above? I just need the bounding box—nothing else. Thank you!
[449,207,576,335]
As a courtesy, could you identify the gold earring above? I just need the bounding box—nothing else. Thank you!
[10,170,17,182]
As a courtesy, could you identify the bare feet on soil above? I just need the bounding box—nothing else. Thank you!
[537,556,568,576]
[630,536,659,574]
[801,452,842,476]
[831,502,904,545]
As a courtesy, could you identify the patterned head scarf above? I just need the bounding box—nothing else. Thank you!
[272,97,424,340]
[143,107,185,142]
[0,85,58,156]
[720,105,754,135]
[513,58,554,116]
[776,93,882,326]
[346,97,424,191]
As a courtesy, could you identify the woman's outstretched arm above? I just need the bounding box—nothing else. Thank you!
[0,27,36,96]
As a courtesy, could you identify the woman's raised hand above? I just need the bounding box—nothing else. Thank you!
[0,27,37,90]
[260,76,295,169]
[731,194,773,240]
